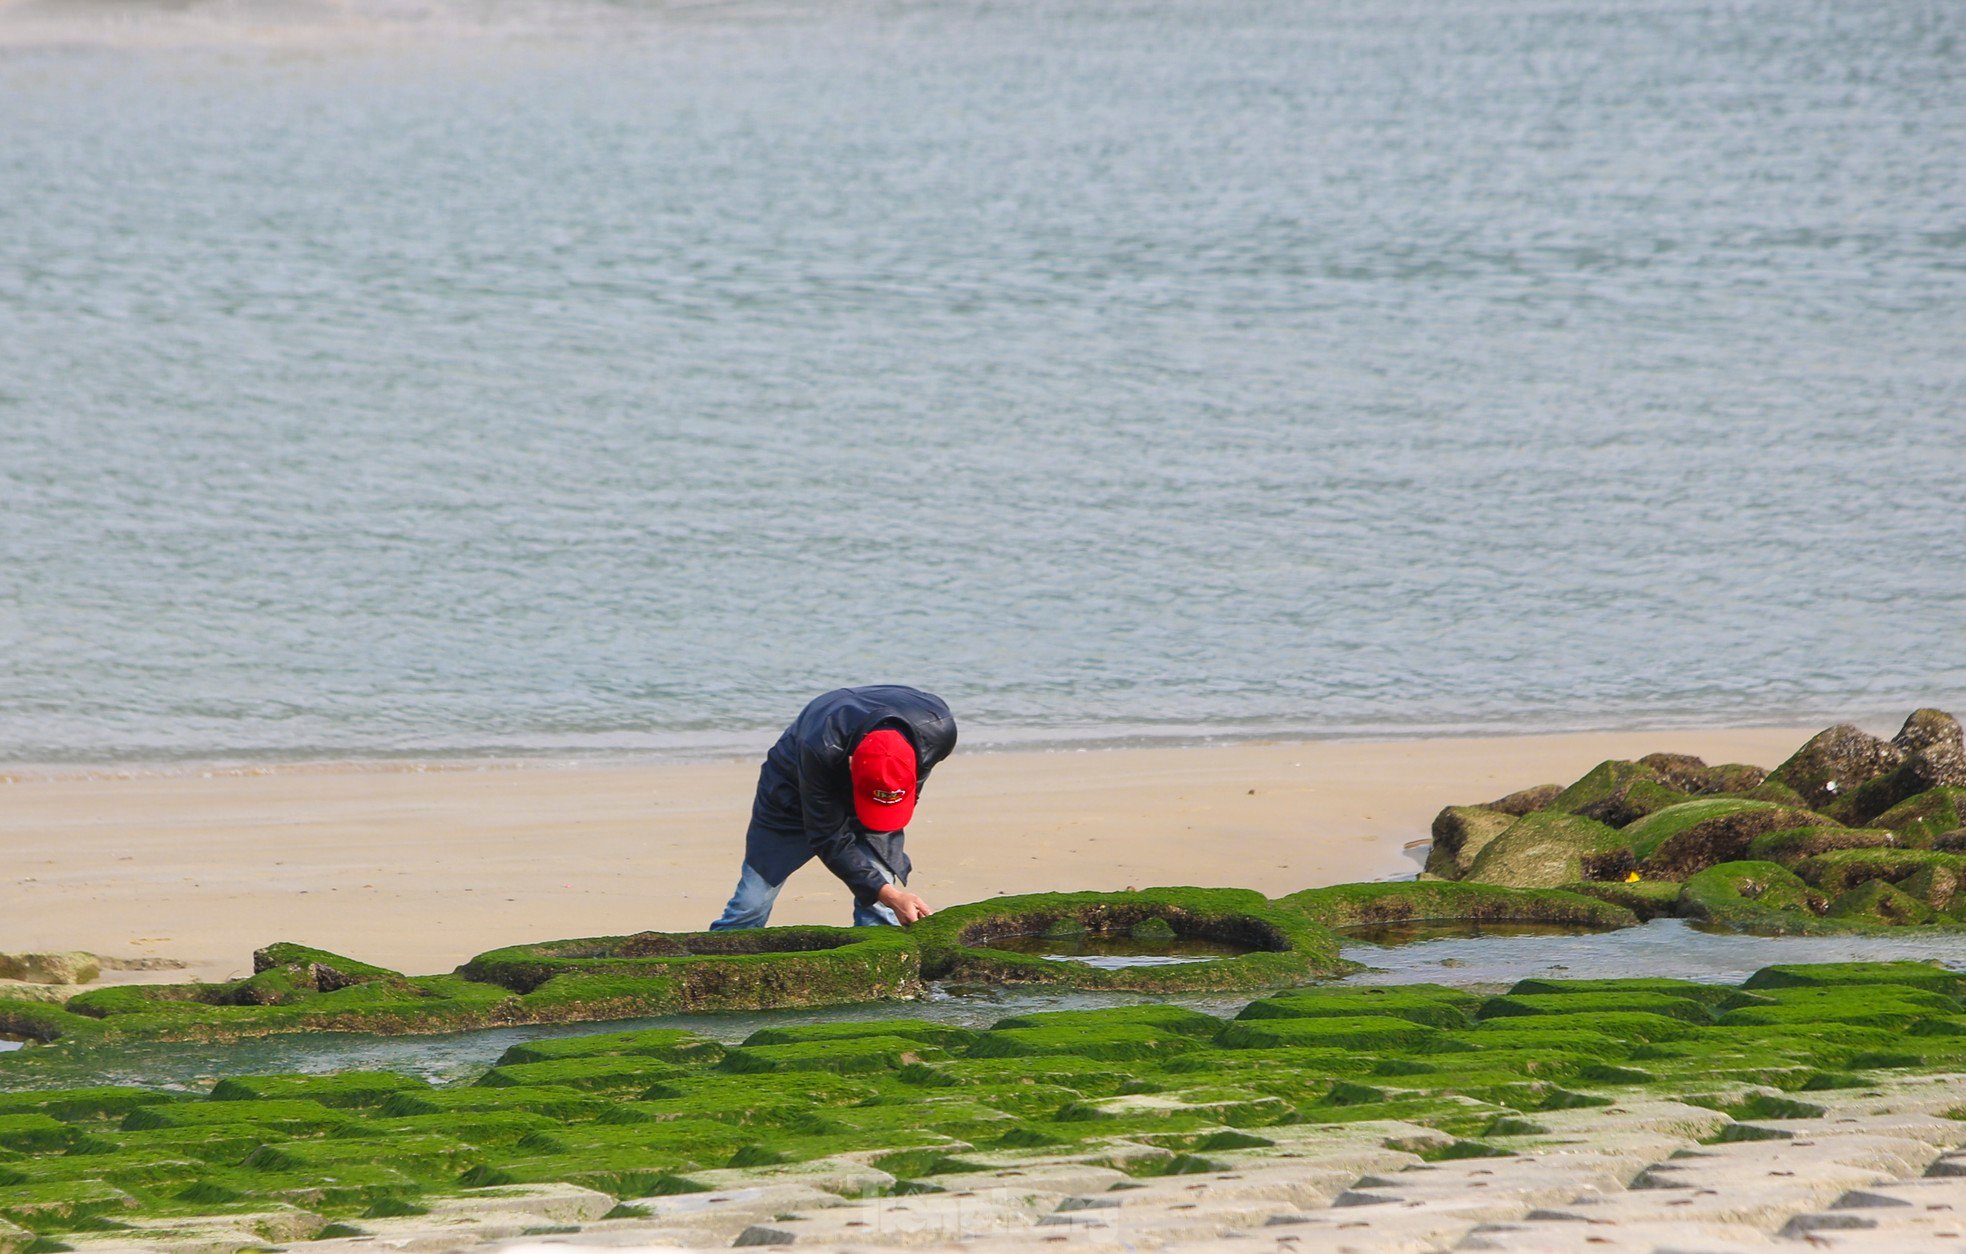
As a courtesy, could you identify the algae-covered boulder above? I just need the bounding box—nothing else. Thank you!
[912,887,1348,992]
[1281,880,1635,931]
[1892,863,1962,915]
[1744,825,1894,865]
[1865,786,1966,847]
[463,926,921,1012]
[1626,801,1831,879]
[1796,848,1966,898]
[1768,724,1903,811]
[1825,881,1942,926]
[1550,760,1671,821]
[0,952,100,986]
[1679,861,1823,931]
[1560,878,1685,919]
[1485,783,1562,816]
[1463,812,1630,888]
[1894,708,1964,755]
[1573,778,1691,829]
[1425,806,1516,877]
[1832,740,1966,826]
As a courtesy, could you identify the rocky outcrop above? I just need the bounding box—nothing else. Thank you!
[0,951,99,985]
[1893,707,1964,755]
[1768,724,1903,811]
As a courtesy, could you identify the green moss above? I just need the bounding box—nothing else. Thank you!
[1744,826,1894,864]
[1425,806,1516,877]
[1825,881,1943,926]
[493,1028,724,1067]
[1503,977,1736,1008]
[990,1005,1226,1038]
[966,1024,1211,1062]
[1623,799,1779,860]
[208,1072,430,1108]
[914,887,1348,991]
[1476,992,1714,1023]
[1461,812,1632,888]
[1284,880,1636,929]
[376,1085,610,1121]
[1893,864,1963,914]
[1235,984,1480,1028]
[1797,849,1966,896]
[1680,861,1826,932]
[461,926,922,1012]
[0,1089,178,1123]
[1744,959,1963,995]
[1868,787,1966,846]
[474,1056,686,1093]
[740,1020,978,1050]
[1216,1015,1442,1052]
[0,1117,74,1154]
[1550,760,1658,815]
[120,1100,354,1137]
[1559,879,1685,919]
[719,1036,949,1075]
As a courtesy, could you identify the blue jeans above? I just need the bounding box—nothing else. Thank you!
[709,861,900,930]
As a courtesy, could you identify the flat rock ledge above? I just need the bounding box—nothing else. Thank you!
[132,1077,1958,1254]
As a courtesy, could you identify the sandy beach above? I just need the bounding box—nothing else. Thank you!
[1,726,1815,984]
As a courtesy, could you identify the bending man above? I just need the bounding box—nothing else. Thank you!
[710,685,957,929]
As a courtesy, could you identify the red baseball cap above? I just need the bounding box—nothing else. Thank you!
[850,728,919,832]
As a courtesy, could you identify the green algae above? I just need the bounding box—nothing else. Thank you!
[1868,787,1966,846]
[1826,880,1944,925]
[1461,812,1631,888]
[1745,826,1893,864]
[1235,984,1479,1028]
[1286,880,1636,930]
[1425,806,1517,877]
[1680,861,1827,932]
[914,888,1348,991]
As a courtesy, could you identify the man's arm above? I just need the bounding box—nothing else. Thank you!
[798,743,893,907]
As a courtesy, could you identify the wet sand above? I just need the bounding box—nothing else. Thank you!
[0,727,1814,984]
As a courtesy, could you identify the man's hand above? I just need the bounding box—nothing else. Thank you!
[877,883,933,924]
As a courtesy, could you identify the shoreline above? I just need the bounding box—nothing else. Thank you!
[0,724,1823,987]
[0,711,1876,783]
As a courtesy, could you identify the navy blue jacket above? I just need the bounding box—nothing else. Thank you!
[744,686,958,905]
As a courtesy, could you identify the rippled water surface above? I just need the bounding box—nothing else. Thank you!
[2,0,1962,761]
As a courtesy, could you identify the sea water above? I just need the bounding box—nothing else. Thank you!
[2,0,1963,764]
[4,919,1963,1090]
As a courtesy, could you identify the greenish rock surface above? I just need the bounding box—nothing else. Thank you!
[913,888,1349,991]
[1768,723,1903,811]
[1283,880,1634,930]
[1,960,1965,1246]
[0,953,100,986]
[1462,812,1630,888]
[1425,805,1516,876]
[1868,786,1966,847]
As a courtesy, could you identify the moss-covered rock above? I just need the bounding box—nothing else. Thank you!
[1283,880,1636,930]
[494,1028,724,1068]
[1559,879,1685,919]
[1894,707,1962,752]
[1795,848,1966,897]
[1461,812,1631,888]
[1892,863,1962,914]
[913,887,1348,991]
[1426,806,1516,877]
[1485,783,1562,816]
[1742,960,1963,995]
[463,926,921,1012]
[1824,881,1942,926]
[1744,826,1894,865]
[1867,787,1966,847]
[251,944,403,992]
[1769,724,1903,811]
[1235,984,1480,1028]
[208,1073,429,1109]
[1550,761,1661,818]
[1679,861,1825,932]
[1630,803,1831,878]
[1832,742,1966,826]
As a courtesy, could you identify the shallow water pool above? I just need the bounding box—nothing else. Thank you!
[4,919,1962,1092]
[1342,916,1966,988]
[982,934,1248,968]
